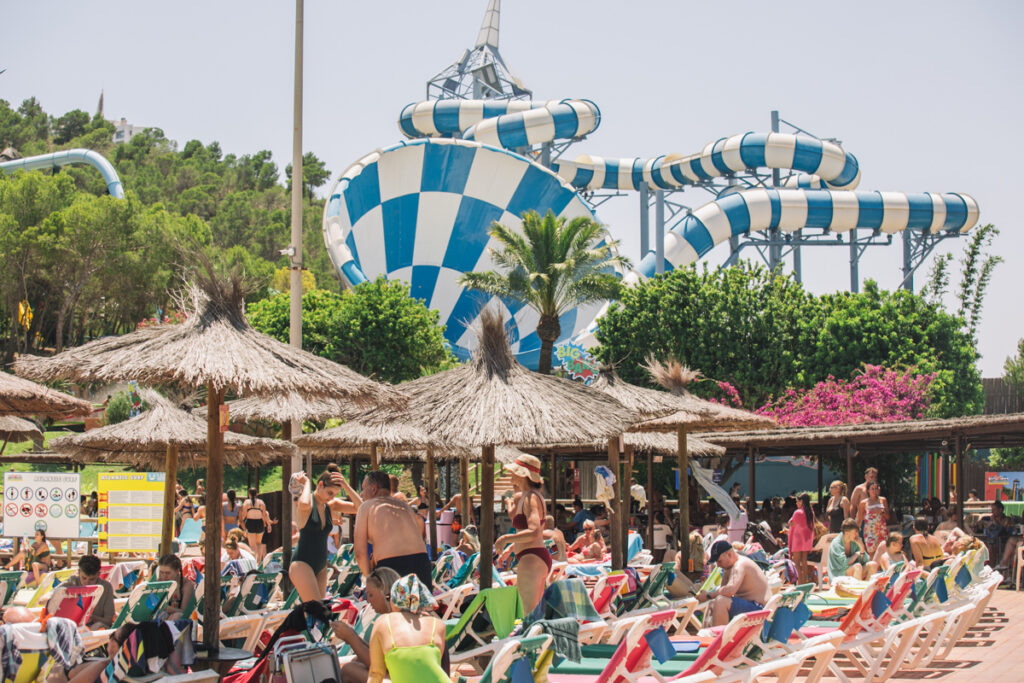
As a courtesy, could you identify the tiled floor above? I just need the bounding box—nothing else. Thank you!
[806,585,1024,681]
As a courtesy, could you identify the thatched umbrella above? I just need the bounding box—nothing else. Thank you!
[50,391,296,555]
[369,308,637,582]
[631,359,775,567]
[0,416,43,455]
[0,371,92,418]
[15,277,403,651]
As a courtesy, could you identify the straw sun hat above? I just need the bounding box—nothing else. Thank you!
[507,453,543,484]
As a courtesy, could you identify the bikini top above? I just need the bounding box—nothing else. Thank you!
[512,491,542,531]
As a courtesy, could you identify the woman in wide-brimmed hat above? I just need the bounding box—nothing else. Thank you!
[495,453,550,612]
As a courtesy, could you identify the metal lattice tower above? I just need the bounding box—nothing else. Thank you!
[426,0,531,101]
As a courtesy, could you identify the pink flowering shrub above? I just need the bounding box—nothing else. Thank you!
[714,365,935,427]
[135,310,187,330]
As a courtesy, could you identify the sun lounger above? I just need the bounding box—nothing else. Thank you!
[45,583,104,627]
[0,570,25,607]
[459,634,554,683]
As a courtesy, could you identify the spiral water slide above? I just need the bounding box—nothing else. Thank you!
[323,99,978,366]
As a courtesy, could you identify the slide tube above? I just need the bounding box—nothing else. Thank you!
[0,149,125,199]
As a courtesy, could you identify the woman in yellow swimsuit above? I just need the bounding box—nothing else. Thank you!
[368,574,450,683]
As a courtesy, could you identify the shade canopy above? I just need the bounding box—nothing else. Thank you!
[378,308,636,448]
[588,369,684,420]
[195,393,358,424]
[0,416,43,443]
[0,371,92,418]
[631,359,776,433]
[14,283,404,408]
[49,392,296,469]
[294,417,470,459]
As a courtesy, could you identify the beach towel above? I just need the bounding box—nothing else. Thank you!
[529,617,580,662]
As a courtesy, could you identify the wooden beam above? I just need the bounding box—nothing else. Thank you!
[623,445,634,565]
[956,434,965,517]
[426,448,437,555]
[280,422,293,594]
[550,451,557,518]
[817,454,824,511]
[461,457,471,527]
[607,438,622,570]
[369,443,379,471]
[747,446,756,503]
[646,451,654,553]
[846,443,854,488]
[348,456,358,541]
[678,426,690,569]
[203,383,225,652]
[480,446,495,588]
[159,443,179,557]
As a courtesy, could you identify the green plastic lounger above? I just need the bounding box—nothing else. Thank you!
[0,570,25,608]
[466,634,553,683]
[446,586,523,653]
[113,580,176,627]
[224,572,280,617]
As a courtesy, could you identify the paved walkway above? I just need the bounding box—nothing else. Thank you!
[806,585,1023,681]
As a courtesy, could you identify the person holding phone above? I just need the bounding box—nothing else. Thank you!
[828,518,879,580]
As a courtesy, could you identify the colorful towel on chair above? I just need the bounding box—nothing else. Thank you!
[100,620,193,682]
[0,617,83,680]
[108,562,147,593]
[527,579,602,625]
[529,617,581,662]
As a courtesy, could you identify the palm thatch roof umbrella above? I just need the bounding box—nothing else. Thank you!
[14,276,403,651]
[365,308,637,583]
[50,391,297,556]
[631,358,776,567]
[0,371,92,418]
[0,416,42,454]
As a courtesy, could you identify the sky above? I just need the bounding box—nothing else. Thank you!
[4,1,1022,376]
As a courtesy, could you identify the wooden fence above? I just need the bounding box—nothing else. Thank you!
[983,377,1024,415]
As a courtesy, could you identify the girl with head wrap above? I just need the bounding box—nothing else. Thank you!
[367,574,450,683]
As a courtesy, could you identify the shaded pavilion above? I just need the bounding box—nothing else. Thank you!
[0,416,43,455]
[631,359,775,567]
[15,276,403,650]
[0,371,92,417]
[360,308,638,585]
[49,391,296,555]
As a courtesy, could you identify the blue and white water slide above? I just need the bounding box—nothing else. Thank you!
[324,99,979,366]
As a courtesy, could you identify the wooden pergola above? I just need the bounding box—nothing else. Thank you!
[696,413,1024,508]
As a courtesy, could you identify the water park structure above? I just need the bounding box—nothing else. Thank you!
[321,0,979,368]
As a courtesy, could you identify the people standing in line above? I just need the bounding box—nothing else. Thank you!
[856,481,890,555]
[355,471,433,587]
[788,494,815,584]
[290,464,362,602]
[240,487,273,562]
[222,489,240,535]
[849,467,878,516]
[826,481,851,534]
[494,453,550,613]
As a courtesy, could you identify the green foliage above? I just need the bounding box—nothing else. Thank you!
[460,210,630,374]
[1004,338,1024,396]
[595,262,813,407]
[248,278,454,383]
[104,390,149,425]
[595,263,982,418]
[285,152,331,200]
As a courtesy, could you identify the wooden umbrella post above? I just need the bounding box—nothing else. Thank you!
[677,425,689,570]
[203,384,225,652]
[370,443,379,471]
[480,445,495,589]
[426,448,437,555]
[550,451,557,518]
[159,443,179,556]
[817,454,824,510]
[846,443,854,489]
[956,434,965,515]
[461,457,471,527]
[646,451,654,553]
[607,438,622,570]
[623,444,634,565]
[748,446,756,503]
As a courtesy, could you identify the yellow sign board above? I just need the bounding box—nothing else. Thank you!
[97,472,165,554]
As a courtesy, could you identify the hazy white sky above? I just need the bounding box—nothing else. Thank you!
[5,1,1022,376]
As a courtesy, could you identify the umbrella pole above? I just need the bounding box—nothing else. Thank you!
[749,446,756,503]
[204,384,225,652]
[646,451,654,553]
[0,434,9,456]
[549,451,557,518]
[608,438,622,570]
[281,421,294,593]
[370,443,378,471]
[160,443,179,556]
[677,426,689,571]
[623,445,634,565]
[460,457,471,529]
[480,445,495,589]
[426,448,437,555]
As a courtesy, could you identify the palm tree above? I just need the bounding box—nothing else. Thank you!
[459,210,630,374]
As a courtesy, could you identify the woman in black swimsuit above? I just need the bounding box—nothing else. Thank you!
[240,488,271,562]
[826,480,851,534]
[289,463,363,603]
[494,454,549,613]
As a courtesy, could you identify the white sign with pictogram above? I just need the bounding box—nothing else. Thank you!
[2,472,80,538]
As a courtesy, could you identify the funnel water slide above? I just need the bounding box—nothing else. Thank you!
[325,98,979,368]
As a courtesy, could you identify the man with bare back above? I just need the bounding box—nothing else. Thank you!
[697,541,770,626]
[354,470,432,586]
[849,467,878,517]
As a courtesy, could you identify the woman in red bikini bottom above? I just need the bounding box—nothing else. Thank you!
[495,453,551,613]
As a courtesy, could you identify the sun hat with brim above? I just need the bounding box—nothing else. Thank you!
[709,540,733,564]
[506,453,543,484]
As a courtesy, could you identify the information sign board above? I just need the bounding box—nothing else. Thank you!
[97,472,165,553]
[2,472,80,538]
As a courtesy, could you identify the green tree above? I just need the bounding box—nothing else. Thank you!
[52,109,90,145]
[921,224,1002,342]
[460,210,629,374]
[1005,338,1024,395]
[595,262,814,407]
[248,277,454,383]
[285,152,331,200]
